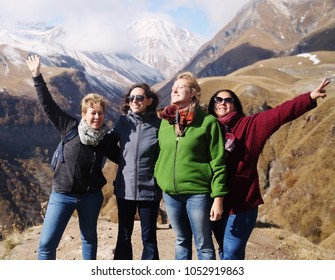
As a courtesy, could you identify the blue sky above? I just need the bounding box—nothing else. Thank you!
[145,0,250,38]
[0,0,250,51]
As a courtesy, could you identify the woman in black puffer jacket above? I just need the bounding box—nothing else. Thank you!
[26,55,119,260]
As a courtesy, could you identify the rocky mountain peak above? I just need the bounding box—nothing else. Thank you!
[128,17,206,79]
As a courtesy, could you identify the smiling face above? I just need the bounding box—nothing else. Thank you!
[128,87,152,113]
[214,91,236,118]
[82,104,105,130]
[171,78,195,108]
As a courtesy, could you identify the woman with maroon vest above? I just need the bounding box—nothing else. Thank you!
[207,78,330,260]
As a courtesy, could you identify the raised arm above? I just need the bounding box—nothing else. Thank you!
[25,54,77,133]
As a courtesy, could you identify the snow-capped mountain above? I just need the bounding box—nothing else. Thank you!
[128,18,207,79]
[157,0,335,104]
[0,18,207,103]
[0,21,164,97]
[172,0,335,78]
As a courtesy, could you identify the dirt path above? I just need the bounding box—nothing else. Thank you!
[1,217,334,260]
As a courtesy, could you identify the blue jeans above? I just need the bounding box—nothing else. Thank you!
[163,193,215,260]
[212,207,258,260]
[38,190,103,260]
[114,198,160,260]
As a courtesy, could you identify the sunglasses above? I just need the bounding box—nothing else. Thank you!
[214,96,234,104]
[127,95,146,102]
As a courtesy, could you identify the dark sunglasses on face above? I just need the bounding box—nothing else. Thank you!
[214,96,234,104]
[127,95,146,102]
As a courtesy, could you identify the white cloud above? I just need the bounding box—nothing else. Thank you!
[0,0,147,52]
[0,0,250,51]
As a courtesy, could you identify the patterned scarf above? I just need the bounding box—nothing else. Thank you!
[78,119,108,146]
[161,101,198,136]
[217,111,242,152]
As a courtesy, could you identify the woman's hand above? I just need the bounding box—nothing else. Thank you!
[210,197,224,221]
[310,78,331,100]
[26,54,41,77]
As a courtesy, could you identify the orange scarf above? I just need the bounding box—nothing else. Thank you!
[161,101,198,136]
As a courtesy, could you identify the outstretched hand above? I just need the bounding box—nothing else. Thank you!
[310,78,331,100]
[26,55,41,77]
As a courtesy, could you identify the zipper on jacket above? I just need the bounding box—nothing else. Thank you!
[87,151,96,192]
[134,122,142,200]
[89,151,97,175]
[173,136,179,195]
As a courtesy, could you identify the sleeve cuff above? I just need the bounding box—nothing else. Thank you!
[32,74,45,86]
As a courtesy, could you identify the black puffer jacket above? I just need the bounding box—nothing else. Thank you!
[33,74,119,194]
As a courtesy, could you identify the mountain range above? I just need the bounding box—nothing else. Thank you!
[0,0,335,249]
[157,0,335,105]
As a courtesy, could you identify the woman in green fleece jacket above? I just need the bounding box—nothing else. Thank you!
[154,72,228,260]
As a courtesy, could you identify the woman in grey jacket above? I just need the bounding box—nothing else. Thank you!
[112,83,162,260]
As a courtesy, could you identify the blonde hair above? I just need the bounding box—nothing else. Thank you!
[176,71,201,101]
[80,93,108,114]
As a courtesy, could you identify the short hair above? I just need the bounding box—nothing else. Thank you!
[81,93,108,114]
[176,71,201,101]
[121,83,159,114]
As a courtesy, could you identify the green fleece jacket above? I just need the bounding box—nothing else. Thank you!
[154,108,228,198]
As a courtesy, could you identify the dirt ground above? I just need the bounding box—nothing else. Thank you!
[1,216,335,260]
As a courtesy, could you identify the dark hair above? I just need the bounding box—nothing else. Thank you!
[208,89,245,117]
[120,83,159,114]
